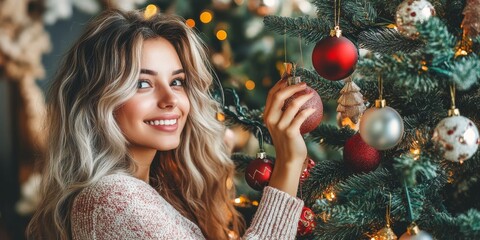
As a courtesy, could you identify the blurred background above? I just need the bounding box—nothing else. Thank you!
[0,0,336,239]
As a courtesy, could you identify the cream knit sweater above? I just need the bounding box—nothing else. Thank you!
[71,174,304,239]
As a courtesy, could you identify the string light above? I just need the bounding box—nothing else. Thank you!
[386,23,397,30]
[409,139,421,160]
[216,30,228,40]
[245,80,255,90]
[185,18,196,28]
[420,60,428,71]
[217,112,226,122]
[144,4,158,19]
[339,116,359,131]
[233,195,259,208]
[200,11,213,23]
[323,187,336,201]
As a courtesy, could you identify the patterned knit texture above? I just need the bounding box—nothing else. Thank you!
[71,174,304,240]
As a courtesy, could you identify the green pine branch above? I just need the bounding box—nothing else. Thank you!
[263,15,329,44]
[358,28,424,53]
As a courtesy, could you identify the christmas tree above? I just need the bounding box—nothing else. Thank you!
[227,0,480,239]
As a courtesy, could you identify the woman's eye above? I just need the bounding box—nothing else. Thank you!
[137,80,152,89]
[171,78,185,87]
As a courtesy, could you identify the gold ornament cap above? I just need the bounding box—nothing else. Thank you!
[375,99,387,108]
[407,223,420,235]
[448,108,460,117]
[283,63,301,86]
[330,26,342,37]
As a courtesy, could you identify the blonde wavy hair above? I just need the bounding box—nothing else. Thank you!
[27,9,244,239]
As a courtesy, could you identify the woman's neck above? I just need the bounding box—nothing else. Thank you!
[128,147,157,183]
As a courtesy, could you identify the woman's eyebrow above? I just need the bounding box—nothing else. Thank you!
[140,69,184,76]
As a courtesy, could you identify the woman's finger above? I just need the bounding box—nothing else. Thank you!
[287,107,316,135]
[276,91,314,130]
[264,79,287,118]
[264,83,307,127]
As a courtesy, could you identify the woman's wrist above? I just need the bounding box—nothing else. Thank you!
[268,159,304,196]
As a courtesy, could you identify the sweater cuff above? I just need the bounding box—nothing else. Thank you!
[246,186,304,239]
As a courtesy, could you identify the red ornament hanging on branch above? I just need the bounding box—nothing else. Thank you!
[245,151,274,191]
[311,0,358,81]
[300,157,316,183]
[312,26,358,81]
[343,133,381,173]
[297,206,316,236]
[282,63,323,134]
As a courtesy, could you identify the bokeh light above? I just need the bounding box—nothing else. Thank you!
[245,80,255,90]
[200,11,213,23]
[216,30,227,40]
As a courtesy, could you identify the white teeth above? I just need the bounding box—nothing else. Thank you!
[146,119,177,126]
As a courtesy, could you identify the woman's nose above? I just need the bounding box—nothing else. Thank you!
[157,88,178,109]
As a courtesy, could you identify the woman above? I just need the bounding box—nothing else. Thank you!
[27,9,315,239]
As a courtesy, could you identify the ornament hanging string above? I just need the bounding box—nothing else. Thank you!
[450,83,456,109]
[403,180,414,223]
[386,193,392,227]
[448,83,461,116]
[379,76,383,100]
[331,0,342,36]
[255,124,265,152]
[334,0,341,27]
[378,75,384,101]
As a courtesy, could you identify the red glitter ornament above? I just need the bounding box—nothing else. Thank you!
[311,36,358,81]
[283,87,323,134]
[343,133,381,173]
[297,206,316,236]
[281,63,323,134]
[245,152,274,191]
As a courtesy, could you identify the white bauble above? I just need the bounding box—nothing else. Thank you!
[432,115,479,162]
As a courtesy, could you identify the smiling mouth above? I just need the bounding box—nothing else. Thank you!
[144,119,178,126]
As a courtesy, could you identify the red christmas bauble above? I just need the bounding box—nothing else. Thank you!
[300,157,316,182]
[343,133,381,173]
[282,86,323,134]
[245,157,274,191]
[312,36,358,81]
[297,206,316,236]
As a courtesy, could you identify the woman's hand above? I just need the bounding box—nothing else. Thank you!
[263,79,316,196]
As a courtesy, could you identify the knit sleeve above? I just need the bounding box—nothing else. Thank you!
[242,186,304,240]
[70,175,204,240]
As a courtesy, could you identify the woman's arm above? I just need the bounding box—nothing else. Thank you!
[263,79,315,196]
[242,79,315,239]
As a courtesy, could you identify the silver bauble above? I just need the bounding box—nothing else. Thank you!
[432,115,479,162]
[395,0,436,38]
[399,230,433,240]
[360,106,404,150]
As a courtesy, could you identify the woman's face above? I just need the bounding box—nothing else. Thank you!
[116,37,190,158]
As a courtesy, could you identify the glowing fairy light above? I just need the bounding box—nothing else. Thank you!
[245,80,255,90]
[200,11,213,23]
[144,4,158,19]
[216,30,228,40]
[185,19,196,28]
